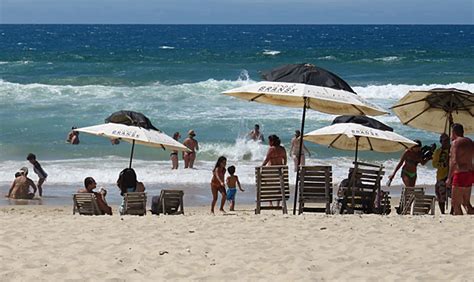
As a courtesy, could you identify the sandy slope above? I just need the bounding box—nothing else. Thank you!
[0,205,473,281]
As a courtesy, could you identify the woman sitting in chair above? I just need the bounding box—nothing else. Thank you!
[117,168,145,215]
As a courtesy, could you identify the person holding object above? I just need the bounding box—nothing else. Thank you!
[77,177,112,215]
[447,123,473,215]
[388,140,429,187]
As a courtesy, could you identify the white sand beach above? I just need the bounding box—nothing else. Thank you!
[0,204,473,281]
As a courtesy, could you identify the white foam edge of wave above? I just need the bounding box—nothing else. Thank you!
[0,78,473,101]
[0,156,439,187]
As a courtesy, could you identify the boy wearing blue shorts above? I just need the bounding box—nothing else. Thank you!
[226,166,244,211]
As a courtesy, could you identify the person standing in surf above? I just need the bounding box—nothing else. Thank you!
[170,132,181,169]
[183,130,199,169]
[26,153,48,197]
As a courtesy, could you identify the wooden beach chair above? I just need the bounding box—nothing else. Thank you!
[255,165,290,214]
[73,193,103,215]
[154,190,184,215]
[345,162,385,214]
[298,165,332,214]
[399,187,435,215]
[122,192,147,216]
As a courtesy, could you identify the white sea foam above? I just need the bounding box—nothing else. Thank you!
[375,56,403,62]
[159,46,175,49]
[262,50,281,56]
[318,55,336,60]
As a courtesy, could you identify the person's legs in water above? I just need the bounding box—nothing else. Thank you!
[37,178,45,197]
[189,152,196,168]
[171,153,178,169]
[183,153,190,168]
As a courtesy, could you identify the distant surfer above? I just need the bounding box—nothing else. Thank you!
[247,124,264,142]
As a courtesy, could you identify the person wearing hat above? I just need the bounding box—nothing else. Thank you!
[6,167,37,199]
[388,139,430,187]
[183,130,199,169]
[290,130,311,172]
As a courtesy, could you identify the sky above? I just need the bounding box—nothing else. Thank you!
[0,0,473,24]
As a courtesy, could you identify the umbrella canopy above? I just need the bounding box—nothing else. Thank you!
[75,123,189,168]
[332,115,393,131]
[391,88,474,134]
[304,122,417,154]
[223,81,387,116]
[261,63,356,94]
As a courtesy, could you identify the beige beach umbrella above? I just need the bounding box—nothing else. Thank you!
[223,81,388,215]
[391,88,474,134]
[304,122,417,163]
[75,123,189,168]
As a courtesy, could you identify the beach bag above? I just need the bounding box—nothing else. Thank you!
[151,195,160,215]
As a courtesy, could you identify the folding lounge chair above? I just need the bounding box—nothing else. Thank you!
[153,190,184,215]
[73,193,104,215]
[345,162,386,214]
[255,165,290,214]
[399,187,435,215]
[298,165,332,214]
[122,192,147,216]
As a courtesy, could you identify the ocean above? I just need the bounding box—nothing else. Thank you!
[1,25,473,205]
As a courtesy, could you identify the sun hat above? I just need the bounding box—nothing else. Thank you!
[188,130,196,136]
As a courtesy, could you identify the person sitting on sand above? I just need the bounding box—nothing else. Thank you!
[116,168,145,215]
[211,156,227,214]
[388,140,429,187]
[226,165,244,211]
[6,167,37,199]
[77,177,112,215]
[183,130,199,169]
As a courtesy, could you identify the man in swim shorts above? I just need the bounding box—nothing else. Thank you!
[447,123,473,215]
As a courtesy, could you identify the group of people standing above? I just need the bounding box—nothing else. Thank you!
[389,123,473,215]
[170,130,199,169]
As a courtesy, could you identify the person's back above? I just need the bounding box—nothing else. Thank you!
[452,136,473,173]
[10,176,35,199]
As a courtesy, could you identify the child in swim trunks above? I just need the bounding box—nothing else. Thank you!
[226,165,244,211]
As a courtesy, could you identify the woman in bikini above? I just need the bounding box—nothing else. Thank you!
[170,132,180,169]
[210,156,227,214]
[388,140,427,187]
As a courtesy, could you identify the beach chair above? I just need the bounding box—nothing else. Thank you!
[255,165,290,214]
[298,165,332,214]
[122,192,147,216]
[73,193,103,215]
[345,162,385,214]
[153,190,184,215]
[399,187,435,215]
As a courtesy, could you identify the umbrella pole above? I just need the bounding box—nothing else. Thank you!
[354,137,359,164]
[129,140,136,168]
[446,112,453,212]
[293,98,308,215]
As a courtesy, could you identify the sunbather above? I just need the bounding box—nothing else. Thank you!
[116,168,145,215]
[77,177,112,215]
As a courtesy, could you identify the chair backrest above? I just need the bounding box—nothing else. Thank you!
[298,166,332,214]
[158,190,184,215]
[123,192,147,216]
[255,165,289,214]
[73,193,103,215]
[349,162,385,192]
[400,187,435,215]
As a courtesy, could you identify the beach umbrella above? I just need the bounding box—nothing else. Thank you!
[391,88,474,134]
[223,64,388,214]
[304,115,417,163]
[75,123,189,168]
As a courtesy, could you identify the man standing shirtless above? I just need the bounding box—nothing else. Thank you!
[183,130,199,169]
[447,123,473,215]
